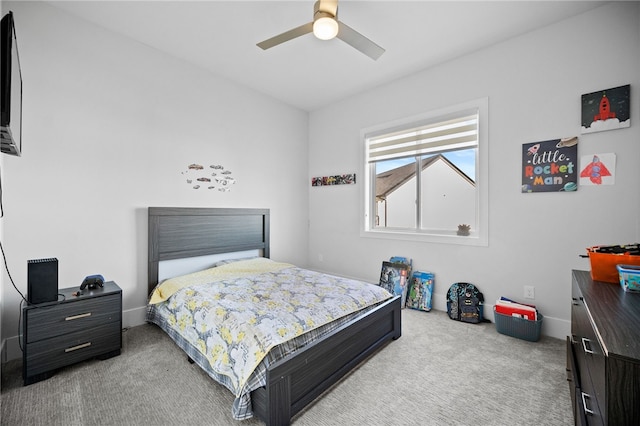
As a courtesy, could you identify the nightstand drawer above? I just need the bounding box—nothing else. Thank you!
[25,294,120,343]
[24,322,121,377]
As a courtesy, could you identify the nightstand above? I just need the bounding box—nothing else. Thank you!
[22,281,122,386]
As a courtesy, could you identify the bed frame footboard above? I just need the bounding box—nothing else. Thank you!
[251,295,402,426]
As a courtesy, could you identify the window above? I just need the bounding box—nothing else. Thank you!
[362,98,488,246]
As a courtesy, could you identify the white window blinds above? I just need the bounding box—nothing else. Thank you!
[366,111,479,163]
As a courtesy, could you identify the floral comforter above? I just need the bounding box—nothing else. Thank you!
[146,257,392,419]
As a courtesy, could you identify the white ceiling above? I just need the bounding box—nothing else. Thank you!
[47,1,608,111]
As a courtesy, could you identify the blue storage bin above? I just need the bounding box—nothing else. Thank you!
[616,264,640,293]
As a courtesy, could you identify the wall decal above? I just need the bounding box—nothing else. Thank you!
[579,153,616,186]
[522,137,578,193]
[311,174,356,186]
[581,84,630,134]
[181,163,236,191]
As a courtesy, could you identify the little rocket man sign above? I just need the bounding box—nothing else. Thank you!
[522,137,578,193]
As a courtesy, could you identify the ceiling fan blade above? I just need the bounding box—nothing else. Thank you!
[337,21,385,60]
[257,22,314,50]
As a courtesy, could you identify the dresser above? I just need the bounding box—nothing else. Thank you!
[568,270,640,425]
[22,281,122,385]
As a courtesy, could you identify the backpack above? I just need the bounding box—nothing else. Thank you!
[447,282,485,323]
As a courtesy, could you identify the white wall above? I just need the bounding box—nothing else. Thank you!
[308,2,640,339]
[1,1,309,360]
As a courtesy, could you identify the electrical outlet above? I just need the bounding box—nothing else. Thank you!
[318,254,324,262]
[524,285,535,300]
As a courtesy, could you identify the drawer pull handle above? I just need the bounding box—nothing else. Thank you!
[65,312,92,321]
[581,392,595,416]
[65,342,91,353]
[581,337,595,354]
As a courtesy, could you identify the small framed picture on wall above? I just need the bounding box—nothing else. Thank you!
[581,84,630,134]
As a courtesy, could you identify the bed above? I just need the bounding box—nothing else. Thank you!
[146,207,402,425]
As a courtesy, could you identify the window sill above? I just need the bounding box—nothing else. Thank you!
[360,229,488,247]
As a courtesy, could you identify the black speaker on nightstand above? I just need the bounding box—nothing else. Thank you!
[27,258,59,304]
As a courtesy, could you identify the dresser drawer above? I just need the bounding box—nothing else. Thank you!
[570,335,603,425]
[571,277,605,425]
[24,321,121,377]
[578,365,604,425]
[567,337,585,425]
[25,294,121,343]
[582,334,606,421]
[571,295,592,384]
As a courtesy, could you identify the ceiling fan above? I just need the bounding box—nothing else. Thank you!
[256,0,385,60]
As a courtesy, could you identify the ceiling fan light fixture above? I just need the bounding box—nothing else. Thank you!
[313,15,339,40]
[257,0,384,60]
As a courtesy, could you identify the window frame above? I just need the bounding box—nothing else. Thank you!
[360,98,489,246]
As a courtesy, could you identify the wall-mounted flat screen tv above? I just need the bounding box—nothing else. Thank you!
[1,11,22,157]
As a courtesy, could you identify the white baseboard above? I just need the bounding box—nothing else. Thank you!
[2,335,21,363]
[123,305,148,329]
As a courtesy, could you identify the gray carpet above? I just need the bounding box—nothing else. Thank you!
[1,309,572,425]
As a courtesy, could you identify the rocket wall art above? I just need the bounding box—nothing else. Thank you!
[581,84,630,134]
[579,153,616,186]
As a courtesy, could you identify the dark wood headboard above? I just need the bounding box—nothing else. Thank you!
[148,207,270,295]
